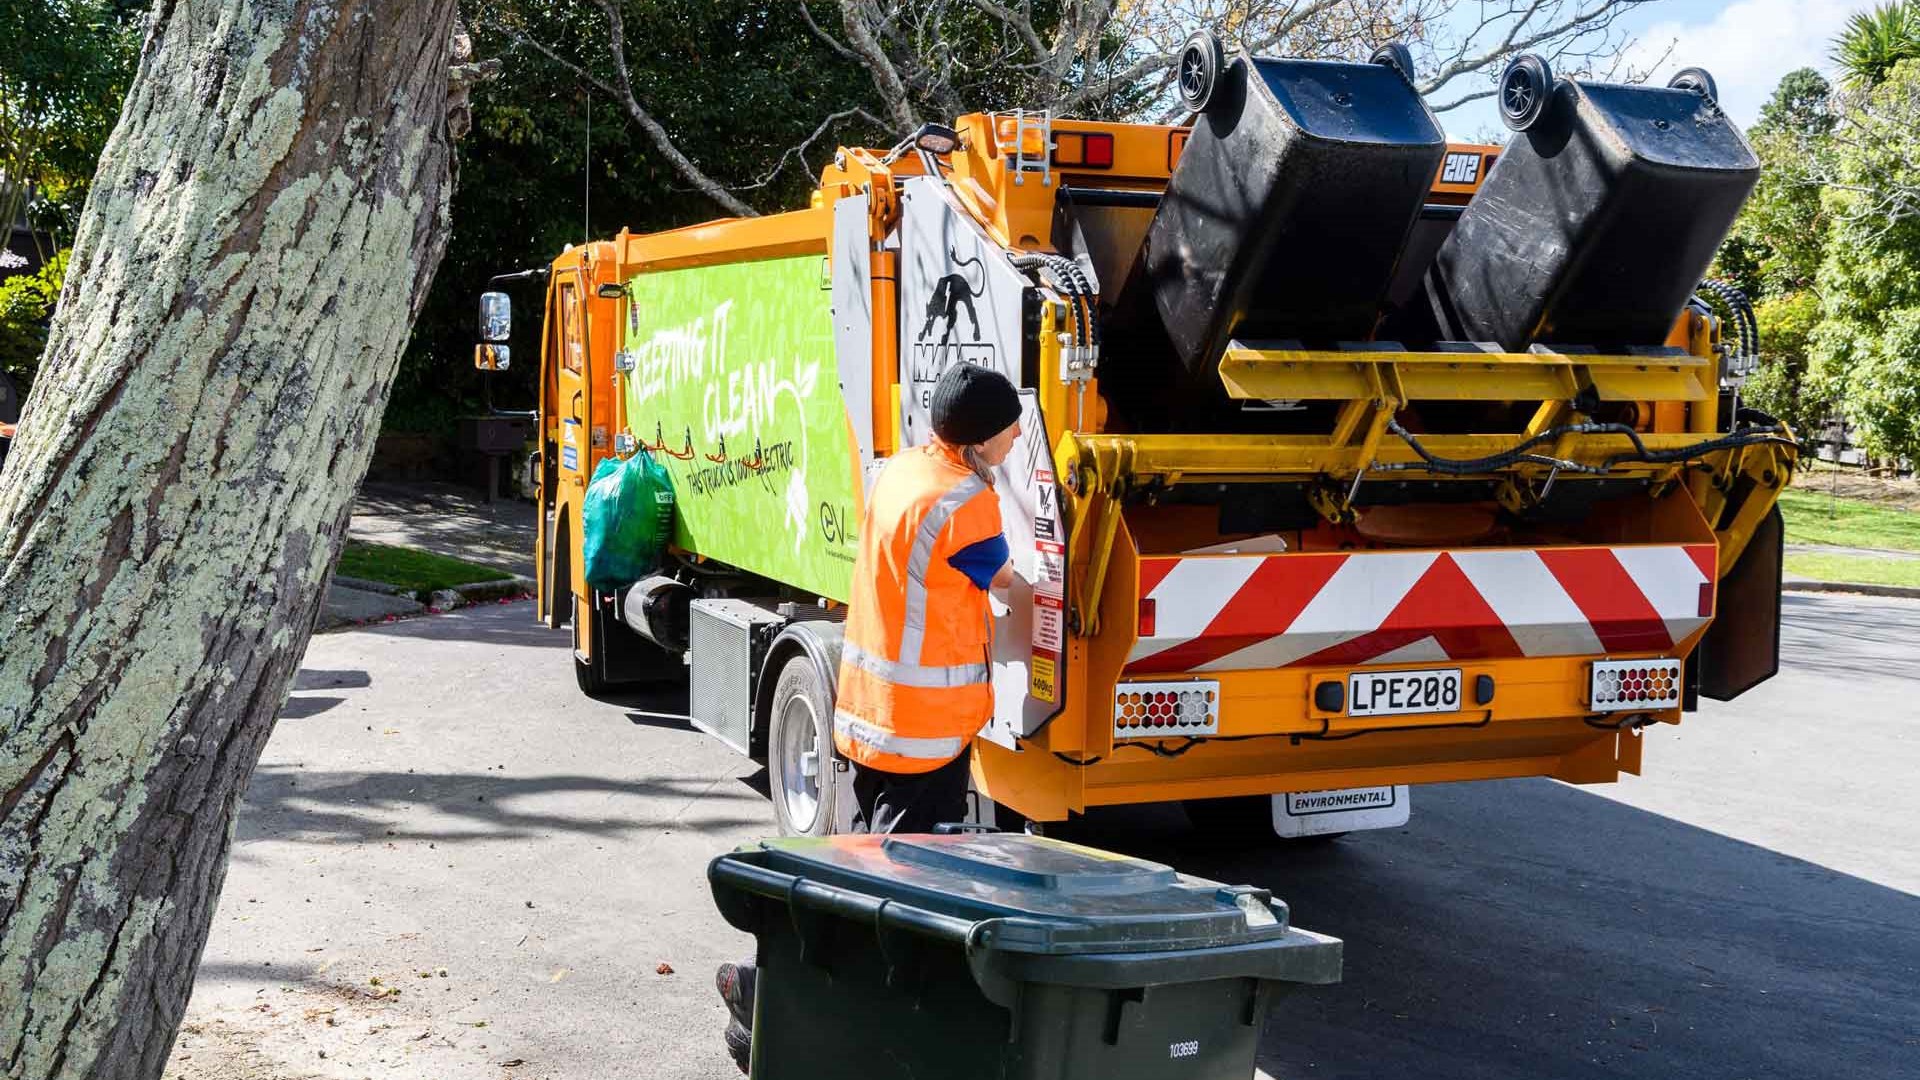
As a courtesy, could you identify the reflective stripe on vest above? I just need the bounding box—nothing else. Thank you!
[841,642,991,689]
[834,710,967,763]
[898,473,989,666]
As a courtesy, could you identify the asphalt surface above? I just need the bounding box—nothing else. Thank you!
[173,592,1919,1079]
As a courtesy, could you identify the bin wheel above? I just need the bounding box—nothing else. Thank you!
[769,653,839,837]
[1370,42,1416,84]
[1668,67,1719,102]
[1498,53,1554,132]
[1177,29,1226,114]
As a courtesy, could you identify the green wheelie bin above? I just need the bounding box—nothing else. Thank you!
[708,831,1341,1079]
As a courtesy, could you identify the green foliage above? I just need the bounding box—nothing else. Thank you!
[0,248,67,393]
[392,1,890,434]
[1713,69,1833,300]
[1808,59,1920,463]
[1832,2,1920,89]
[0,0,143,248]
[1745,291,1826,439]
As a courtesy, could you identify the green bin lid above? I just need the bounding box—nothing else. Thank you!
[737,832,1292,956]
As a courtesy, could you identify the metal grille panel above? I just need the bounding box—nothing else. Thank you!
[688,600,782,755]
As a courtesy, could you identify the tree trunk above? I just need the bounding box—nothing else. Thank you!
[0,0,458,1076]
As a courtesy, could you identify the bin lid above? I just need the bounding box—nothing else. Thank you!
[735,832,1293,956]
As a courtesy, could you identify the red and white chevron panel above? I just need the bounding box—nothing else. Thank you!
[1126,544,1717,674]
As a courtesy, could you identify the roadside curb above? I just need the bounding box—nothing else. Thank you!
[447,575,536,603]
[1783,580,1920,600]
[332,574,410,596]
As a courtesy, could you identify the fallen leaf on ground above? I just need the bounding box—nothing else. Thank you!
[656,962,674,975]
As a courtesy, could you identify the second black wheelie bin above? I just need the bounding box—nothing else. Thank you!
[709,831,1342,1080]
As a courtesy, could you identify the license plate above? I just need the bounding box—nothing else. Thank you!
[1346,667,1463,717]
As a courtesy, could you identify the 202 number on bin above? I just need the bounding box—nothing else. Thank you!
[1346,668,1462,717]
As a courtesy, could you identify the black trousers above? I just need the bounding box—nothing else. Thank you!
[850,749,971,834]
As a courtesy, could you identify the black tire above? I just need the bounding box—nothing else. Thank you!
[768,654,839,836]
[545,517,570,631]
[1668,66,1718,101]
[1370,42,1416,84]
[1499,53,1554,132]
[1177,29,1226,114]
[573,608,609,696]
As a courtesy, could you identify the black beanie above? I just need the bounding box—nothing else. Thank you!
[929,362,1021,445]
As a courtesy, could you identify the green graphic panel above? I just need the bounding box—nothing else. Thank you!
[622,256,859,601]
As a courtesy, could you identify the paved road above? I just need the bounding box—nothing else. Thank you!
[172,593,1918,1079]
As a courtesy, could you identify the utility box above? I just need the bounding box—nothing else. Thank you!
[709,832,1342,1080]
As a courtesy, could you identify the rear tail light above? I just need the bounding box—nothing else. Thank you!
[1588,659,1682,712]
[1113,680,1219,739]
[1138,598,1156,637]
[1051,132,1114,168]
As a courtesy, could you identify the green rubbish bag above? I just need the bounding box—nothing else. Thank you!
[581,451,675,592]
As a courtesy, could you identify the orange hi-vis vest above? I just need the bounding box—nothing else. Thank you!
[834,443,1003,774]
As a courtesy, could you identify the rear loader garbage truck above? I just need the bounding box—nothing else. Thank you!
[476,41,1795,839]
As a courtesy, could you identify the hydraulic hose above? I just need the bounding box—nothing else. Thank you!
[1378,419,1797,477]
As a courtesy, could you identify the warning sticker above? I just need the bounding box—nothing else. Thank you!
[1029,655,1058,703]
[1034,470,1059,542]
[1036,539,1065,585]
[1031,588,1065,655]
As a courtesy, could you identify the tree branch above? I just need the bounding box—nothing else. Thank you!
[839,0,921,132]
[495,3,756,217]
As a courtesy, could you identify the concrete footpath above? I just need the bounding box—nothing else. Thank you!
[322,482,538,630]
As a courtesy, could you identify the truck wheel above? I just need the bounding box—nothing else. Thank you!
[768,654,838,836]
[573,610,610,696]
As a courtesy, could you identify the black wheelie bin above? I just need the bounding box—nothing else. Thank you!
[708,831,1342,1080]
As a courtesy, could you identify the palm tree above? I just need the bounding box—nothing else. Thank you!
[1833,1,1920,88]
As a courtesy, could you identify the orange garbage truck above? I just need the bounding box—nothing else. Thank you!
[475,45,1795,837]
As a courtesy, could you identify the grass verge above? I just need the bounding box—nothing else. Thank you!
[337,540,511,594]
[1783,553,1920,589]
[1778,488,1920,554]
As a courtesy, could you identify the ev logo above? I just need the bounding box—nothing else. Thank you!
[1169,1039,1201,1060]
[1441,152,1482,185]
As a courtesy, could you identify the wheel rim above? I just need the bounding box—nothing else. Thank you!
[777,690,823,831]
[1180,48,1207,101]
[1502,74,1535,121]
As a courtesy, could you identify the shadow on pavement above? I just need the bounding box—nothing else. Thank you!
[278,696,346,720]
[293,668,373,691]
[235,766,766,846]
[1778,594,1920,683]
[1075,779,1917,1080]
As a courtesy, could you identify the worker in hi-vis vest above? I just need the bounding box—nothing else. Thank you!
[713,361,1021,1073]
[833,359,1022,832]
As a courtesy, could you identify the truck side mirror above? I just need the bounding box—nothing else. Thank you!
[474,343,510,371]
[478,291,512,343]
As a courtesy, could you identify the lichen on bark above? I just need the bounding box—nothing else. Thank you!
[0,0,460,1076]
